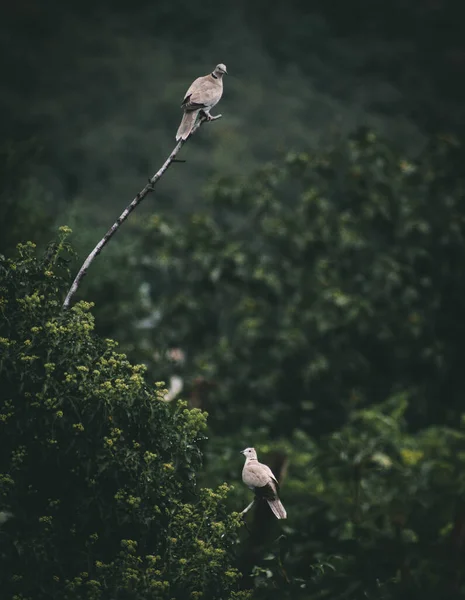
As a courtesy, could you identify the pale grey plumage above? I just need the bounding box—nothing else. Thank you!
[241,447,287,519]
[176,63,227,142]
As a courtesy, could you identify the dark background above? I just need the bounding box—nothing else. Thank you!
[2,0,465,238]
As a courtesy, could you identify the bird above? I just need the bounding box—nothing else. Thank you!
[240,447,287,519]
[176,63,227,142]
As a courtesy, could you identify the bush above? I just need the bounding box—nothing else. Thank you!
[0,231,249,599]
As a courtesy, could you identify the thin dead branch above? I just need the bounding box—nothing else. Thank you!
[62,113,222,309]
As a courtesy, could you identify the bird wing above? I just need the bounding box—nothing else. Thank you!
[243,461,279,490]
[181,75,222,111]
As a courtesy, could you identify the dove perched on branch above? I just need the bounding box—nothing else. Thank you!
[176,63,227,142]
[241,447,287,519]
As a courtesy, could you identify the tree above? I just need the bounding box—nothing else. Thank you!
[0,231,250,600]
[126,130,465,597]
[136,130,465,435]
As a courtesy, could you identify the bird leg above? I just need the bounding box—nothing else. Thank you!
[240,499,255,517]
[200,109,222,122]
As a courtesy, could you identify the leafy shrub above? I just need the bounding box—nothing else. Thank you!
[0,231,249,599]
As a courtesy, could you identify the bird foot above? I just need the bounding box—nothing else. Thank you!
[200,111,222,122]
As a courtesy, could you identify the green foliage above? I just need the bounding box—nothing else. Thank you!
[242,400,465,598]
[3,3,465,595]
[203,399,465,599]
[128,131,465,597]
[138,131,465,435]
[0,233,249,599]
[3,128,465,598]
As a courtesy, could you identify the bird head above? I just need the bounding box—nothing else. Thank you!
[241,447,257,459]
[214,63,228,76]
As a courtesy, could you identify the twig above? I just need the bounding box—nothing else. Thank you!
[62,113,222,309]
[241,499,256,517]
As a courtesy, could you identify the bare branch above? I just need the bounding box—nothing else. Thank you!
[62,113,222,309]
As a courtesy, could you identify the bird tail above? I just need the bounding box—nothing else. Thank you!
[176,110,199,141]
[267,498,287,519]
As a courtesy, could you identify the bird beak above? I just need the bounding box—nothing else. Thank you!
[224,68,228,75]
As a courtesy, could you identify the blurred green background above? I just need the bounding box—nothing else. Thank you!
[2,1,465,598]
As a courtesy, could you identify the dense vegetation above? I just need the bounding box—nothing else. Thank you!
[0,235,248,599]
[134,131,465,598]
[2,132,465,598]
[2,1,465,598]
